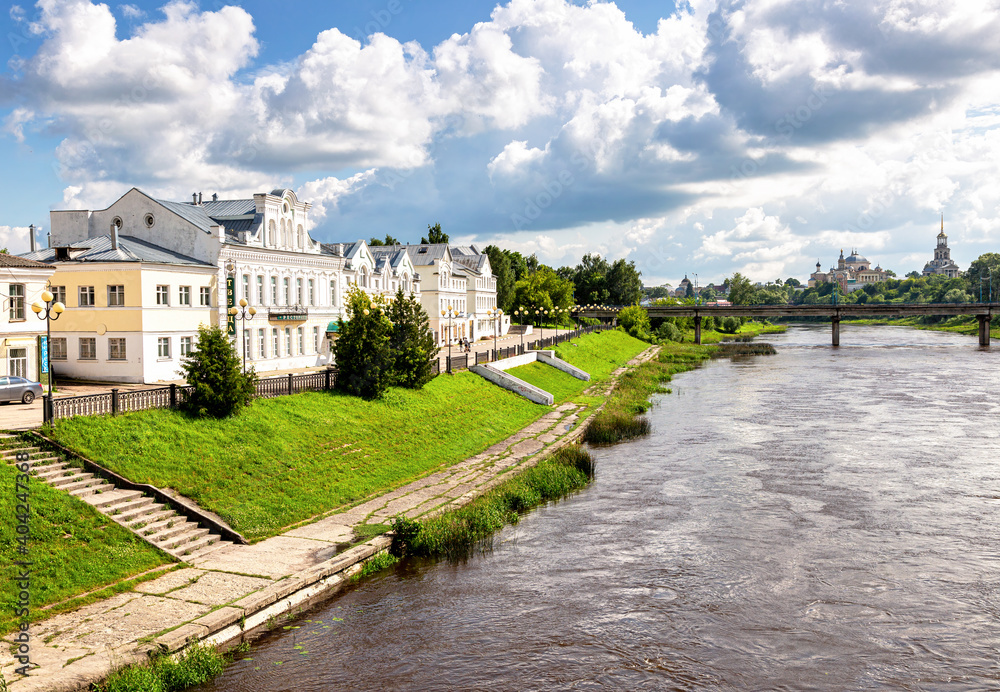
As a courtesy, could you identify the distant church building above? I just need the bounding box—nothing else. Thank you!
[809,249,889,292]
[922,216,961,278]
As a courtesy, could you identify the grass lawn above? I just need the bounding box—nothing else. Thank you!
[843,315,1000,339]
[49,330,649,543]
[0,449,172,635]
[693,321,787,344]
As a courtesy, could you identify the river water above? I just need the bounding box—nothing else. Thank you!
[197,325,1000,691]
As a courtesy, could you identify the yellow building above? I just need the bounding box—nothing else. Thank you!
[23,232,217,383]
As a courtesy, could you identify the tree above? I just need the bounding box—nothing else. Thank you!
[420,223,448,244]
[606,258,643,305]
[526,253,540,273]
[700,286,717,301]
[483,245,516,312]
[617,304,650,340]
[369,234,400,246]
[573,253,610,304]
[784,277,801,287]
[179,325,257,418]
[387,288,439,388]
[685,282,695,298]
[510,267,574,324]
[727,272,758,305]
[905,271,921,279]
[965,252,1000,301]
[506,251,529,281]
[333,286,392,400]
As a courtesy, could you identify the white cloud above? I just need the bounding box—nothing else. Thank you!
[119,4,143,20]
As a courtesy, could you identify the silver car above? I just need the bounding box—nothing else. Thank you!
[0,377,43,404]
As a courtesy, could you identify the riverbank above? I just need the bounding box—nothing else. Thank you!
[842,315,1000,340]
[0,332,652,691]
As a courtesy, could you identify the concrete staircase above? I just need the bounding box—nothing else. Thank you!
[1,433,232,562]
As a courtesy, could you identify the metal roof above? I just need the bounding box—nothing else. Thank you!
[24,235,213,267]
[155,199,217,233]
[201,199,256,217]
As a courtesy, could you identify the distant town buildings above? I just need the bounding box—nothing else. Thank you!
[18,187,503,383]
[808,249,890,293]
[922,217,961,278]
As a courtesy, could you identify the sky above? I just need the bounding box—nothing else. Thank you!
[1,0,999,287]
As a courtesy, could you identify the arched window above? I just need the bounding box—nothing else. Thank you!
[360,266,368,288]
[297,225,304,249]
[268,221,276,246]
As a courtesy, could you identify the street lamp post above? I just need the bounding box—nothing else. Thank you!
[31,290,66,423]
[441,305,457,369]
[490,308,503,357]
[513,308,526,352]
[228,298,257,374]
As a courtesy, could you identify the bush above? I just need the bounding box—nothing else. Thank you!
[179,325,257,418]
[719,316,740,334]
[655,321,683,342]
[617,304,651,340]
[333,286,392,400]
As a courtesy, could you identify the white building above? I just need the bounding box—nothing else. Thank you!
[1,254,56,381]
[922,218,961,278]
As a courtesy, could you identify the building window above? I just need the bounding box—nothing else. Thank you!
[144,213,155,228]
[51,338,67,361]
[51,286,66,305]
[285,327,292,355]
[8,348,27,378]
[79,338,97,360]
[283,278,290,306]
[330,280,337,307]
[200,286,211,306]
[256,275,264,304]
[179,286,191,306]
[296,278,303,305]
[297,327,304,354]
[270,276,277,305]
[180,336,193,356]
[242,274,249,299]
[156,285,169,305]
[157,337,171,359]
[79,286,95,307]
[108,338,126,361]
[313,326,319,352]
[258,328,266,358]
[107,285,125,306]
[360,266,368,288]
[243,329,251,359]
[272,328,279,356]
[8,284,24,320]
[308,279,315,306]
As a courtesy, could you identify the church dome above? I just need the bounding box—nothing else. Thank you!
[845,252,868,264]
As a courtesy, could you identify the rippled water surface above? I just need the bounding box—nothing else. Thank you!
[198,325,1000,691]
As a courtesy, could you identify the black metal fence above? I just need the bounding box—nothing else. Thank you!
[47,369,340,423]
[444,325,600,373]
[46,325,602,422]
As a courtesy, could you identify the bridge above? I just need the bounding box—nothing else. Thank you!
[575,303,999,347]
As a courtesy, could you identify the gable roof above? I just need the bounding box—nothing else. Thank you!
[22,235,213,267]
[2,253,54,269]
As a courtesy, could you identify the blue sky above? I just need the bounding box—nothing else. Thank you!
[2,0,999,287]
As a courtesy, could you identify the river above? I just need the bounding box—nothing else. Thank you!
[196,324,1000,691]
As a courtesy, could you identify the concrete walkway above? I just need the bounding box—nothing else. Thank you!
[2,345,657,692]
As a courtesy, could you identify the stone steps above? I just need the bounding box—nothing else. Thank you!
[3,435,232,562]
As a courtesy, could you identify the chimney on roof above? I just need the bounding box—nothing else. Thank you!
[192,193,198,205]
[28,224,36,253]
[198,192,203,205]
[212,193,218,202]
[110,219,120,251]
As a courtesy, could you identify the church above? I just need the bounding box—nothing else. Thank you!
[922,216,961,278]
[808,249,890,293]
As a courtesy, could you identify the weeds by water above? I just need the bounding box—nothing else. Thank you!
[92,641,239,692]
[715,342,777,356]
[389,445,596,561]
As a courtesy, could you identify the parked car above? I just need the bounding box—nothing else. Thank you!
[0,377,43,404]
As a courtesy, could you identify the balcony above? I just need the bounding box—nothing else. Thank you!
[268,305,309,321]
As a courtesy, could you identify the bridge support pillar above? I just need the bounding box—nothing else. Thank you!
[978,315,991,347]
[694,315,702,345]
[831,317,840,347]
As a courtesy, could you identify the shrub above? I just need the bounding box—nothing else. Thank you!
[387,288,439,389]
[719,316,740,334]
[655,321,683,342]
[179,325,257,418]
[617,304,651,340]
[333,286,392,400]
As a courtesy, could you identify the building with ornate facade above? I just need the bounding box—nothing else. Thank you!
[922,217,961,278]
[809,249,890,292]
